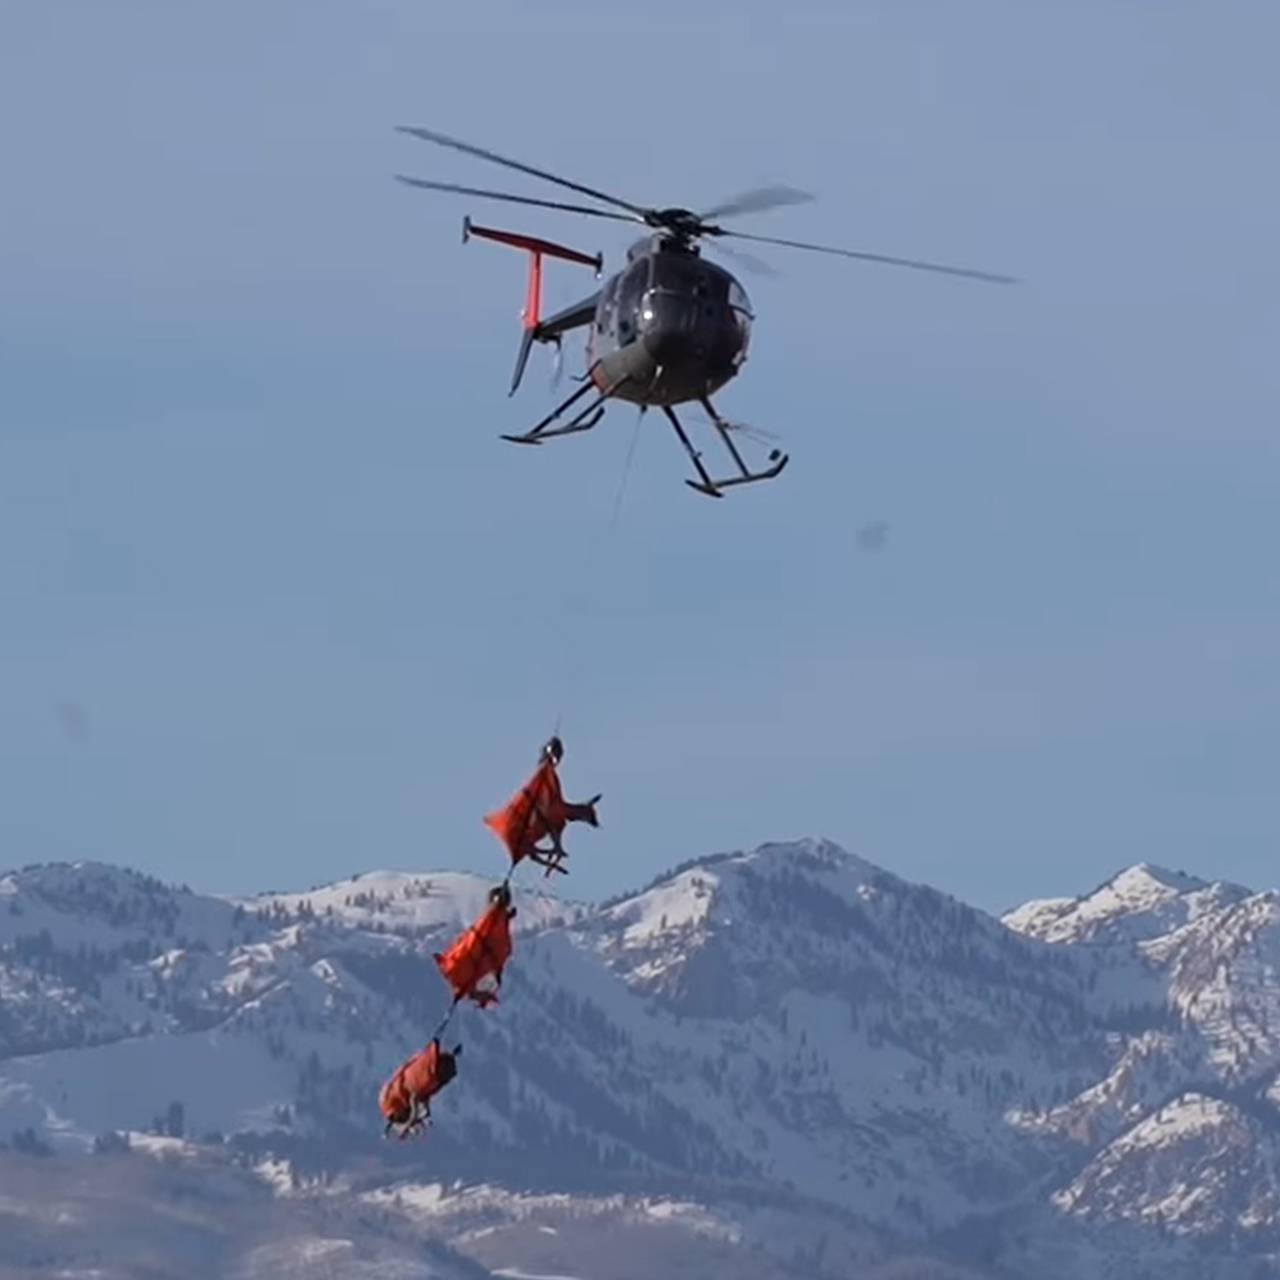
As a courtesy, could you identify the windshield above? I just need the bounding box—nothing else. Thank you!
[728,279,753,343]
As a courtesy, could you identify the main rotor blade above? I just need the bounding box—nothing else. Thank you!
[721,230,1018,284]
[707,240,779,278]
[700,184,814,220]
[395,175,642,224]
[396,126,650,219]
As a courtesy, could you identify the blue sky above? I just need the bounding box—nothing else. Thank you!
[2,0,1277,914]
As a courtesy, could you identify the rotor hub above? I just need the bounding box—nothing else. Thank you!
[648,207,714,241]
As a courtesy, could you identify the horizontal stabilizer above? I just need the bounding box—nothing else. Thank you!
[463,217,602,273]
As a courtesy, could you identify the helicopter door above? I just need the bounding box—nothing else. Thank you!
[593,275,619,356]
[615,259,648,348]
[727,278,753,363]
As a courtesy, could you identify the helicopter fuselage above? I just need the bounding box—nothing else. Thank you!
[398,122,1011,493]
[581,236,753,407]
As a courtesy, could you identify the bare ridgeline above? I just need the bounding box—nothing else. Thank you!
[2,842,1279,1279]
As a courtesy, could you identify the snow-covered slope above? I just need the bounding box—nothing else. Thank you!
[0,1143,493,1280]
[1142,890,1280,1083]
[235,869,584,936]
[2,843,1278,1280]
[1051,1092,1280,1236]
[1002,863,1250,946]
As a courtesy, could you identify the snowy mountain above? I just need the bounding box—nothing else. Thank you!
[2,842,1278,1279]
[1002,863,1252,946]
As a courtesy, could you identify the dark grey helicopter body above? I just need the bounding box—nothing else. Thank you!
[584,236,753,408]
[397,127,1014,496]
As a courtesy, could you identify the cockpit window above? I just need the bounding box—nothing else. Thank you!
[598,275,619,333]
[616,261,647,342]
[649,253,728,301]
[728,278,753,345]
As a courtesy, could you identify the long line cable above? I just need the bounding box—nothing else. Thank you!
[392,407,644,1129]
[552,407,645,738]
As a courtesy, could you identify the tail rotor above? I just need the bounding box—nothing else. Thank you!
[549,336,565,392]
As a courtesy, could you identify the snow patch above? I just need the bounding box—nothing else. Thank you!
[493,1271,583,1280]
[126,1132,201,1160]
[254,1156,296,1194]
[1004,863,1250,945]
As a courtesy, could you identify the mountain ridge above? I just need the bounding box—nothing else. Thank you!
[2,839,1278,1280]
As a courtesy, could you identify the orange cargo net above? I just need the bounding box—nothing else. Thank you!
[435,894,514,1008]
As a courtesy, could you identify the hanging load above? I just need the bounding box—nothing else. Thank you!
[378,1038,461,1139]
[483,736,601,875]
[435,883,516,1008]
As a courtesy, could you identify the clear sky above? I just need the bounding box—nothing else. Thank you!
[2,1,1277,916]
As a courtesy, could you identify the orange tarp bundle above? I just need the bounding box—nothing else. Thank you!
[483,758,571,865]
[483,757,599,870]
[378,1039,457,1127]
[434,898,514,1008]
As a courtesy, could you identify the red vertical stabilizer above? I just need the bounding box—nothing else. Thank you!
[462,218,602,393]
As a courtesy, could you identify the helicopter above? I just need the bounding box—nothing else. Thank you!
[396,127,1016,497]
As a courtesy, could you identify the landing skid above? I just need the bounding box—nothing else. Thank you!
[500,408,603,445]
[501,379,789,497]
[684,454,788,497]
[664,398,789,497]
[501,365,628,445]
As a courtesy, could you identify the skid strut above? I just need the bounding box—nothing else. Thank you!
[501,368,629,445]
[662,398,789,497]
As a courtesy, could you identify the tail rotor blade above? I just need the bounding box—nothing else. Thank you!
[550,339,565,391]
